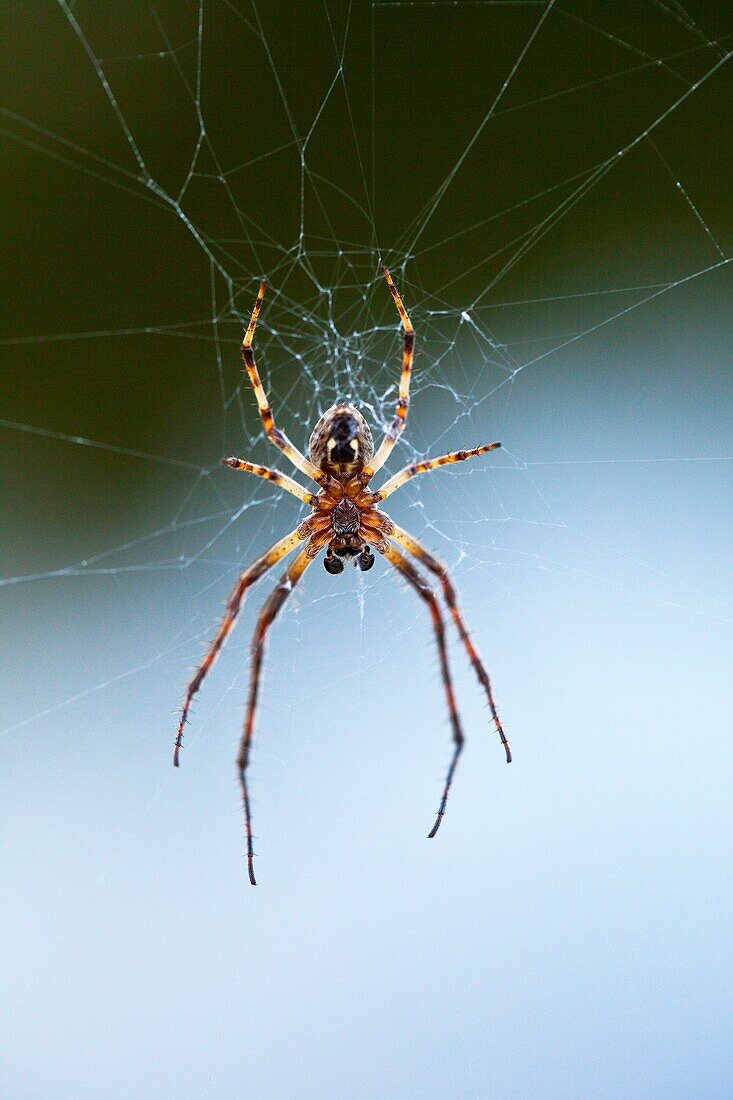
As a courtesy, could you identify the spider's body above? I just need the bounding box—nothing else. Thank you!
[300,470,387,576]
[300,404,384,572]
[175,270,510,884]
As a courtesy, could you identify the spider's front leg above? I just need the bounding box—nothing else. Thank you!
[173,524,306,766]
[390,523,511,764]
[237,546,316,885]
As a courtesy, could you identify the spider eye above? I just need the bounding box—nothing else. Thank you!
[324,554,344,575]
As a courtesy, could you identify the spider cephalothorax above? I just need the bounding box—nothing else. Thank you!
[174,269,510,884]
[299,468,388,574]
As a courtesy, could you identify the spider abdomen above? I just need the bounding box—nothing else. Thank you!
[308,404,374,475]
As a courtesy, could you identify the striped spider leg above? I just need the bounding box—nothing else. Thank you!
[173,525,307,768]
[174,283,322,772]
[222,457,318,506]
[372,446,510,765]
[379,542,465,839]
[364,505,509,842]
[388,523,511,767]
[376,443,501,501]
[240,280,325,485]
[236,542,327,885]
[362,274,509,832]
[362,267,415,478]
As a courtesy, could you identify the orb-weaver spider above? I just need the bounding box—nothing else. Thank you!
[174,269,510,883]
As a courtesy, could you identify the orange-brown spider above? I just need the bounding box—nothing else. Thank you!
[174,269,510,884]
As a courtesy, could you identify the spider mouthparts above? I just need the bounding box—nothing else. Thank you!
[358,548,375,572]
[324,553,344,575]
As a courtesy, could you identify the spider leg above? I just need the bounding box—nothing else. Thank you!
[376,540,465,838]
[223,457,317,506]
[390,523,512,764]
[237,546,314,885]
[363,269,415,478]
[173,525,305,767]
[375,442,501,502]
[241,281,323,484]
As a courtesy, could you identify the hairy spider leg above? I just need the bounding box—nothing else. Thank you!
[390,523,512,764]
[241,281,323,483]
[223,457,316,505]
[375,442,501,502]
[237,546,314,885]
[364,269,415,478]
[174,525,305,766]
[376,541,465,837]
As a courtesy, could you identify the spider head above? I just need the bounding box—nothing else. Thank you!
[308,404,374,476]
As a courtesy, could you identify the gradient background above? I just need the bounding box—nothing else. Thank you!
[2,3,732,1098]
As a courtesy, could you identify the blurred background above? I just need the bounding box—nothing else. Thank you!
[1,2,732,1097]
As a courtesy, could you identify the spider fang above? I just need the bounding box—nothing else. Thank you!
[358,547,375,571]
[324,551,344,575]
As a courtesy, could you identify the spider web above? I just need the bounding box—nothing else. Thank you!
[2,2,732,759]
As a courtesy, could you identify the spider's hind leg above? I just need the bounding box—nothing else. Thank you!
[240,281,323,484]
[363,270,415,478]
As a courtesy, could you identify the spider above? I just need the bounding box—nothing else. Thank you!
[174,268,510,884]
